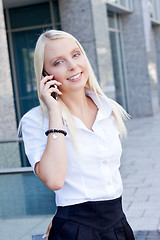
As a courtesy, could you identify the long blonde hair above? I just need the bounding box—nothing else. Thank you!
[34,29,130,152]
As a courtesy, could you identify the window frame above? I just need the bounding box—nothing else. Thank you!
[107,11,129,110]
[3,1,60,172]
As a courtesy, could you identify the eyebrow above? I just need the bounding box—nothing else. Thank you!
[50,47,81,63]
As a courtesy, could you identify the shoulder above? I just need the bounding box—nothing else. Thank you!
[22,106,42,121]
[98,94,113,109]
[18,106,48,137]
[95,92,113,117]
[86,89,113,114]
[21,105,49,127]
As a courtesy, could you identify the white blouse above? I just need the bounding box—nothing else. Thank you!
[21,89,123,206]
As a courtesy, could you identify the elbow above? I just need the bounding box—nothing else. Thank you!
[45,174,66,191]
[35,162,66,191]
[46,180,64,191]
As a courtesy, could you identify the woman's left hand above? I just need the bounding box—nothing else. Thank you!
[42,220,52,239]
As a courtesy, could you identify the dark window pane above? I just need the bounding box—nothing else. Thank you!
[53,0,61,23]
[108,11,116,29]
[0,173,56,218]
[9,3,51,29]
[109,31,126,108]
[12,29,43,116]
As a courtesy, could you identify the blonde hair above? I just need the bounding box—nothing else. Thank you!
[34,29,130,152]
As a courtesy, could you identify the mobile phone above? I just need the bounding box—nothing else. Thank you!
[42,70,58,100]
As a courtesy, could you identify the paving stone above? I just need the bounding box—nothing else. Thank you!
[121,113,160,239]
[129,217,159,231]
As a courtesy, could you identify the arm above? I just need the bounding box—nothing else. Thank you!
[35,75,67,191]
[35,108,67,191]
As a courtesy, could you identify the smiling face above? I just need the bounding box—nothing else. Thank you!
[43,38,89,94]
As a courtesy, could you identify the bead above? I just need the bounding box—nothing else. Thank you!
[45,129,67,137]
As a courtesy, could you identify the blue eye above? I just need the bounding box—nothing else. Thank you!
[54,60,64,66]
[73,52,81,58]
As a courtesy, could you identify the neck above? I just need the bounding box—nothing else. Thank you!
[60,89,90,117]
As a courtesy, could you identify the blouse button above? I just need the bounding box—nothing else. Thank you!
[108,181,112,185]
[102,160,108,165]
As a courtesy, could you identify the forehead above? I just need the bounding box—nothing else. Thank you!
[44,38,80,58]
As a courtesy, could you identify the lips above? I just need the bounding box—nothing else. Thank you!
[67,72,82,82]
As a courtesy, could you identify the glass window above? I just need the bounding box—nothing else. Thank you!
[9,3,51,29]
[108,11,127,109]
[0,172,56,218]
[52,0,61,24]
[5,1,61,168]
[149,0,160,21]
[11,29,44,116]
[108,11,116,28]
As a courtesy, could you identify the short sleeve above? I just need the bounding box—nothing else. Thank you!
[21,107,48,174]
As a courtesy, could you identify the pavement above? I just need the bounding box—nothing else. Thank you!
[121,112,160,234]
[0,112,160,240]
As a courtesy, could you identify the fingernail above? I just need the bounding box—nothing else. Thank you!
[42,234,48,238]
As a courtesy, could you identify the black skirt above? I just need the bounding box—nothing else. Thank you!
[48,196,135,240]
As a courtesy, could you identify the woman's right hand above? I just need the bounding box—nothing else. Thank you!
[42,220,52,239]
[39,75,63,112]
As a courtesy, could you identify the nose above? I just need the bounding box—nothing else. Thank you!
[66,59,77,71]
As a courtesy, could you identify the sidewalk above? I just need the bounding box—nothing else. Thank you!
[121,112,160,235]
[0,113,160,240]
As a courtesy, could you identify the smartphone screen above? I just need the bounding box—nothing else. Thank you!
[42,70,58,100]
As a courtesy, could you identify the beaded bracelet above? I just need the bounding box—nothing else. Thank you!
[45,129,67,137]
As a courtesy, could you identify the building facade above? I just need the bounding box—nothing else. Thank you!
[0,0,160,217]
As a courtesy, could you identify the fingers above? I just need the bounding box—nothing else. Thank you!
[40,74,61,88]
[42,233,48,239]
[41,75,61,86]
[40,77,62,91]
[41,74,54,82]
[42,220,52,239]
[42,80,61,92]
[46,221,52,235]
[39,76,62,99]
[44,80,62,89]
[41,85,62,99]
[49,87,62,96]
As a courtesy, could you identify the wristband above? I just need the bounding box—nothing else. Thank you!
[45,129,67,137]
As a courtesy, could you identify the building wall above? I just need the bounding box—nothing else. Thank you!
[59,0,115,99]
[120,0,153,117]
[0,0,17,140]
[0,0,21,169]
[59,0,99,77]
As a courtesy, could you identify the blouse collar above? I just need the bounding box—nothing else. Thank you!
[62,88,112,127]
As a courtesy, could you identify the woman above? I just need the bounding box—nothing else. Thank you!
[21,29,135,239]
